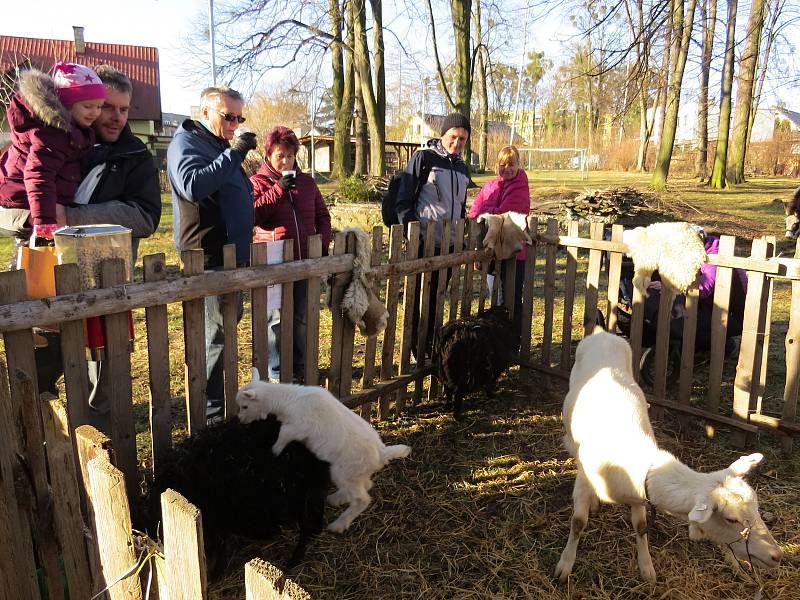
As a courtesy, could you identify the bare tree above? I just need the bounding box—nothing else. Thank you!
[651,0,698,190]
[694,0,717,181]
[709,0,738,189]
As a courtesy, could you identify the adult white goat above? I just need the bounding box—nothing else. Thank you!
[555,331,783,583]
[236,368,411,533]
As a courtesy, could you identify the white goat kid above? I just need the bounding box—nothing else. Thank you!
[556,331,782,583]
[236,369,411,533]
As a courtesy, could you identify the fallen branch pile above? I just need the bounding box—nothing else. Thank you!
[533,187,655,224]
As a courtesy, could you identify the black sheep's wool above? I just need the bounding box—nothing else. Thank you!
[142,415,331,577]
[433,305,515,420]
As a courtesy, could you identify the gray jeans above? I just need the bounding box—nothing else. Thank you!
[0,206,32,269]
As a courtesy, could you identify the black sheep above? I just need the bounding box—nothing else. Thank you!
[433,305,515,420]
[142,415,331,578]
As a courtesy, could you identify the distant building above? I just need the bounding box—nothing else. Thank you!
[1,29,161,149]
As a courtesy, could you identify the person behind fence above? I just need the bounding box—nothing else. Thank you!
[250,126,332,382]
[168,86,257,421]
[468,145,530,347]
[0,61,105,260]
[395,113,471,359]
[32,65,162,431]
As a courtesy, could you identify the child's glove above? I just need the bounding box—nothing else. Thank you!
[31,223,58,246]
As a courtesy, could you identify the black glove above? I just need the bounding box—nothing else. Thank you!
[278,173,297,191]
[231,132,257,155]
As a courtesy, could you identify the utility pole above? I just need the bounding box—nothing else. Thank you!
[209,0,217,85]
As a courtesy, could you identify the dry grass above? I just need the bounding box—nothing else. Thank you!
[207,370,800,599]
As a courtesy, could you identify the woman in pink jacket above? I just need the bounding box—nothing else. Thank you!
[469,145,531,346]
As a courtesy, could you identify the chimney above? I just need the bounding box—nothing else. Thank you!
[73,26,85,54]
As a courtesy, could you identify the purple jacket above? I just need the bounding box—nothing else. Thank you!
[468,168,531,260]
[251,161,332,259]
[699,235,748,300]
[0,69,95,225]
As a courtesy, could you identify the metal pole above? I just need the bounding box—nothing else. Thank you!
[311,87,316,179]
[574,107,579,150]
[209,0,217,85]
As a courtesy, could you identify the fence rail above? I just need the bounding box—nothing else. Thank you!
[1,217,798,598]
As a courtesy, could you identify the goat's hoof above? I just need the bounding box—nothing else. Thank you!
[554,561,572,584]
[326,492,346,507]
[639,562,656,583]
[327,520,348,534]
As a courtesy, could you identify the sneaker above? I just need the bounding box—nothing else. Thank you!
[206,398,224,418]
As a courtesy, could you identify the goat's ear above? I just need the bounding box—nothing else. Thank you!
[240,389,256,400]
[592,324,605,335]
[688,500,714,524]
[251,367,260,383]
[728,453,763,476]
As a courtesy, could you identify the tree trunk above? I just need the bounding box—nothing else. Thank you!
[473,0,488,171]
[655,11,672,155]
[728,0,766,184]
[748,0,782,147]
[451,0,473,163]
[331,0,353,179]
[695,0,717,181]
[371,0,386,172]
[651,0,698,190]
[354,70,368,175]
[352,0,385,176]
[709,0,738,189]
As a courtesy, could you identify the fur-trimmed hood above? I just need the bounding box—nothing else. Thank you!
[12,68,71,132]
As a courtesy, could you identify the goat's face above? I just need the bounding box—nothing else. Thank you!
[236,371,270,424]
[687,453,782,569]
[784,212,799,239]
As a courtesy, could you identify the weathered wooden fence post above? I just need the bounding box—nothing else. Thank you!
[160,489,207,599]
[245,558,310,599]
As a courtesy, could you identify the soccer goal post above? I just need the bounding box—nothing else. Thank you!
[517,147,590,180]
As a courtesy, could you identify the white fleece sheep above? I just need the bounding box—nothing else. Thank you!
[555,331,782,583]
[622,222,706,297]
[477,212,532,261]
[236,369,411,533]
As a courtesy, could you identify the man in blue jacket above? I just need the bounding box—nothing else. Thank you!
[168,86,257,421]
[395,113,471,359]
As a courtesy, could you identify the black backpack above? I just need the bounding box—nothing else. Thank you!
[381,150,432,227]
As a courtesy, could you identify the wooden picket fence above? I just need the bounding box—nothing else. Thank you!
[1,217,798,599]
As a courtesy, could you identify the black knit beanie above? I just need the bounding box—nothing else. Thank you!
[440,113,471,137]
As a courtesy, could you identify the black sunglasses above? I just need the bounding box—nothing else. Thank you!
[216,110,246,124]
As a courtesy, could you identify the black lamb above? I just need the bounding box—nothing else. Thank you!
[142,415,331,578]
[433,305,516,420]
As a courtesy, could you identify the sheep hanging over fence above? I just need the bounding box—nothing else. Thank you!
[433,306,516,420]
[143,416,330,577]
[622,222,706,298]
[556,330,783,583]
[236,369,411,533]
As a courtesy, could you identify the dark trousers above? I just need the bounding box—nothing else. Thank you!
[267,280,308,381]
[411,246,452,359]
[204,292,244,401]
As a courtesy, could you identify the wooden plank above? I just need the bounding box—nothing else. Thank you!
[629,277,646,382]
[337,232,357,398]
[448,219,466,322]
[460,220,480,318]
[161,489,207,600]
[677,286,700,414]
[245,558,311,600]
[560,221,579,369]
[540,219,558,366]
[279,242,295,384]
[0,361,40,600]
[143,254,172,474]
[222,245,239,416]
[381,224,406,420]
[54,263,91,429]
[414,226,437,405]
[650,282,674,418]
[304,235,323,387]
[340,365,437,409]
[0,270,62,600]
[502,257,518,318]
[88,457,143,600]
[754,237,776,417]
[476,236,491,315]
[42,399,93,600]
[645,394,759,434]
[328,233,347,395]
[706,236,736,414]
[181,250,207,434]
[780,241,800,453]
[519,216,538,362]
[490,258,502,307]
[583,222,604,337]
[250,243,269,380]
[100,258,138,500]
[428,220,452,402]
[731,239,771,445]
[360,227,383,420]
[605,224,624,333]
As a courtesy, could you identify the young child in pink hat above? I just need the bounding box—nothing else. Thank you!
[0,61,107,247]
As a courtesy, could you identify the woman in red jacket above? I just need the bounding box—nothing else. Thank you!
[468,145,531,347]
[251,126,332,381]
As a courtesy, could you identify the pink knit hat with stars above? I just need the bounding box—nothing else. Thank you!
[52,61,106,108]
